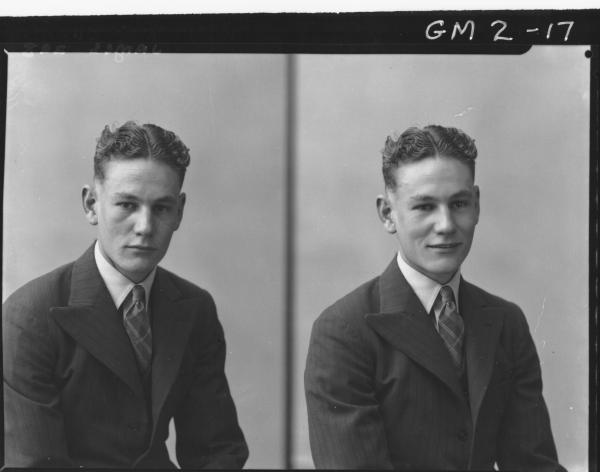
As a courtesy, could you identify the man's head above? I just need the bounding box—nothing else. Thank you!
[82,122,190,282]
[376,125,480,284]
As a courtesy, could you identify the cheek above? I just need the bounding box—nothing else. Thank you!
[154,221,177,242]
[457,215,477,234]
[403,218,430,240]
[397,228,427,250]
[100,207,125,225]
[156,216,177,231]
[98,218,129,239]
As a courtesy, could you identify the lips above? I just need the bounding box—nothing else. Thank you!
[127,245,156,251]
[428,243,462,249]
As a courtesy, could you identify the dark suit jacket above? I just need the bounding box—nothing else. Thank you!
[3,245,248,468]
[305,259,563,470]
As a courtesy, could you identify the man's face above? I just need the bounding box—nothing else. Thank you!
[83,158,185,282]
[378,156,479,284]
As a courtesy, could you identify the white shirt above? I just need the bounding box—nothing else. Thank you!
[94,241,156,311]
[396,252,461,329]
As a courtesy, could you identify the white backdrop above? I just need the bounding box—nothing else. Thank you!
[293,47,589,470]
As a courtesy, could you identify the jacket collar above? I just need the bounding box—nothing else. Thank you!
[50,244,198,423]
[147,268,198,424]
[458,278,506,426]
[366,258,505,423]
[50,244,145,397]
[366,259,465,401]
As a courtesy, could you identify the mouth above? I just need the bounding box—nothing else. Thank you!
[126,245,157,252]
[427,243,463,250]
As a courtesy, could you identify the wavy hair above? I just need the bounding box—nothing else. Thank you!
[94,121,190,185]
[382,125,477,189]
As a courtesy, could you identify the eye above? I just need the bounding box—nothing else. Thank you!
[117,201,136,210]
[414,203,434,211]
[154,204,172,214]
[452,200,469,209]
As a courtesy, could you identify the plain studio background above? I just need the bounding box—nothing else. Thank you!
[3,47,589,469]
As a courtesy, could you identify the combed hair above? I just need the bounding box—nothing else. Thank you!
[382,125,477,189]
[94,121,190,184]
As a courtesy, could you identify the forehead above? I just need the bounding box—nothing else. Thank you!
[393,156,474,195]
[98,158,181,195]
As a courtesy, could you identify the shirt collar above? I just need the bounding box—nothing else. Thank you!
[94,241,156,309]
[396,252,461,314]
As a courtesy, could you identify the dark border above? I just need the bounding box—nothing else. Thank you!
[589,44,599,472]
[0,10,598,47]
[0,10,598,470]
[0,43,7,469]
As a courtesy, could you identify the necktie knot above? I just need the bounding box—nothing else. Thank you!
[440,285,455,311]
[132,284,145,307]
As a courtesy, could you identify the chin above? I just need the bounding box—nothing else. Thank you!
[121,263,152,281]
[427,262,460,278]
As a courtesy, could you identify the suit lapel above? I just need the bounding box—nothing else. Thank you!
[49,246,201,462]
[149,268,197,423]
[365,259,464,401]
[460,279,505,426]
[50,245,144,398]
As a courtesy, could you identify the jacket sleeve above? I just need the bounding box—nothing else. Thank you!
[2,293,74,467]
[304,307,394,469]
[496,306,566,472]
[174,293,249,469]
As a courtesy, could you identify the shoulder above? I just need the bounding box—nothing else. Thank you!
[467,281,520,309]
[156,267,214,301]
[307,276,385,378]
[3,262,74,315]
[155,267,220,328]
[155,268,227,347]
[312,275,380,338]
[321,276,379,321]
[467,280,522,308]
[2,261,75,336]
[462,279,529,329]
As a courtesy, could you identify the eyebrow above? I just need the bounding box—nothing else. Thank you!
[409,190,474,202]
[450,190,475,199]
[112,193,178,204]
[154,196,178,205]
[112,192,139,201]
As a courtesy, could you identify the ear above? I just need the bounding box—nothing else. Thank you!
[82,185,98,225]
[376,194,396,234]
[174,192,186,230]
[473,185,480,225]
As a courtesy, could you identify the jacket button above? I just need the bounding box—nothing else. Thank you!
[457,428,468,441]
[127,423,138,431]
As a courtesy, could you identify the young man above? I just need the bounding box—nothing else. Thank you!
[304,125,563,470]
[3,122,248,468]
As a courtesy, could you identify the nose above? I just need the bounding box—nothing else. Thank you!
[133,207,154,235]
[434,206,456,234]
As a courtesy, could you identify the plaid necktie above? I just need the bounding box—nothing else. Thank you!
[436,285,464,371]
[123,285,152,375]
